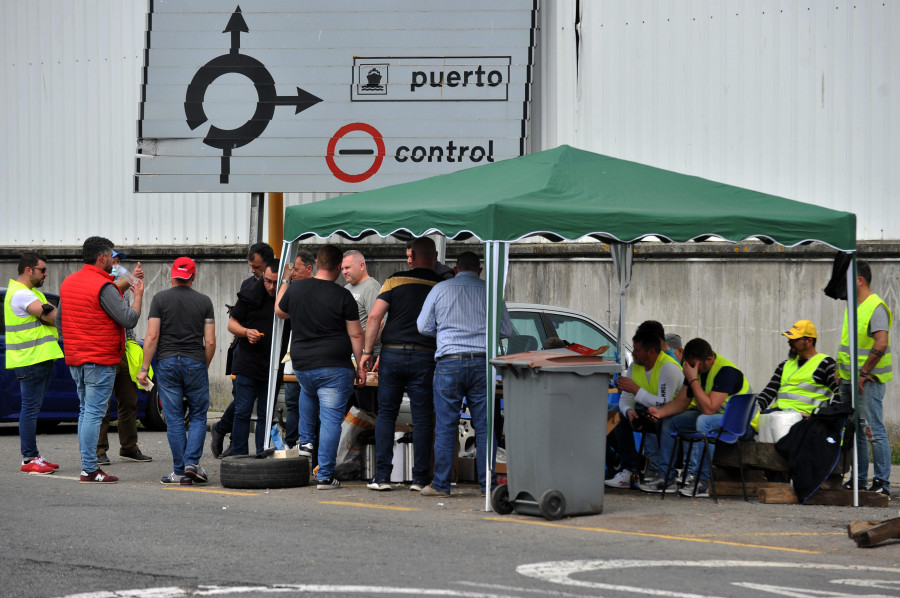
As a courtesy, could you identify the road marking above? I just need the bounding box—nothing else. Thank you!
[517,560,900,597]
[164,487,258,496]
[484,517,820,554]
[320,500,419,511]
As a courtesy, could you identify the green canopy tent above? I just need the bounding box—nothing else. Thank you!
[266,145,862,506]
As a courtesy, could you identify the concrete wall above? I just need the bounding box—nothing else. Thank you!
[4,243,898,425]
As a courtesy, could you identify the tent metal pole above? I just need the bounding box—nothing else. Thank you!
[847,254,859,507]
[263,239,298,450]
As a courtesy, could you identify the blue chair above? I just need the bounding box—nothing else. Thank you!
[662,393,757,503]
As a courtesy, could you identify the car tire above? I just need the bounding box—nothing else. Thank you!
[220,454,310,489]
[140,386,167,431]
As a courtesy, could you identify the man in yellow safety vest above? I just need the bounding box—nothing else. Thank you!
[755,318,840,422]
[837,261,892,497]
[3,252,64,475]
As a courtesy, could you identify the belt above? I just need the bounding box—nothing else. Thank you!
[382,343,436,352]
[437,352,486,361]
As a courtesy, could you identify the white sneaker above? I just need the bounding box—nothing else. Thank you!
[605,469,633,489]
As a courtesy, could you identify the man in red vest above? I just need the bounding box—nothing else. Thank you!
[59,236,144,484]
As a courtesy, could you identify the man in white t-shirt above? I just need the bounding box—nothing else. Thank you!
[4,252,64,474]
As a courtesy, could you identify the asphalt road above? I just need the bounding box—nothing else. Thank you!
[2,423,899,598]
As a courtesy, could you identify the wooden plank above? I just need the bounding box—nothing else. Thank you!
[849,517,900,547]
[712,481,789,496]
[714,442,790,471]
[714,441,851,475]
[760,487,890,507]
[758,486,799,504]
[848,520,883,538]
[805,490,889,507]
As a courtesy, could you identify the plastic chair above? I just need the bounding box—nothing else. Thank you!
[662,393,757,503]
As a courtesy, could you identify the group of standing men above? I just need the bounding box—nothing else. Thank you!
[268,236,508,494]
[606,260,892,498]
[6,237,217,485]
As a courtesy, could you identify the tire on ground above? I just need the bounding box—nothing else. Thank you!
[220,454,310,489]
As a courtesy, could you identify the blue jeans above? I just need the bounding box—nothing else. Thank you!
[432,356,494,493]
[283,380,304,447]
[842,380,890,487]
[659,410,701,480]
[157,356,210,475]
[374,348,435,484]
[69,363,117,473]
[231,375,268,455]
[295,367,353,481]
[661,410,753,481]
[16,359,55,459]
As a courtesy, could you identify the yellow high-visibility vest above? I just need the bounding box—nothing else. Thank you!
[838,293,893,383]
[3,279,63,368]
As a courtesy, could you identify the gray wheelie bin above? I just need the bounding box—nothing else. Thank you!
[490,351,619,520]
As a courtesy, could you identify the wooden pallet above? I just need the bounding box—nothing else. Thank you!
[848,518,900,547]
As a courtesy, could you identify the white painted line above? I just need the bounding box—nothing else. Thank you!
[516,560,900,598]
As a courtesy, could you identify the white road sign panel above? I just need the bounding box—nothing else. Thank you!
[135,1,536,193]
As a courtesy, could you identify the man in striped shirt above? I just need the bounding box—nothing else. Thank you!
[416,252,512,497]
[755,320,840,416]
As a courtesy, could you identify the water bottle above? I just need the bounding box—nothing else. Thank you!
[113,265,140,287]
[270,424,285,450]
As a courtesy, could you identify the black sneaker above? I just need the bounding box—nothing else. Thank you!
[868,478,891,498]
[120,450,152,463]
[297,443,314,457]
[96,453,111,466]
[220,444,233,459]
[317,478,341,490]
[843,479,866,490]
[184,464,208,483]
[210,423,226,459]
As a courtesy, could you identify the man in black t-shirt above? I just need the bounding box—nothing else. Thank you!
[358,237,444,492]
[275,245,364,490]
[138,257,216,486]
[225,260,289,455]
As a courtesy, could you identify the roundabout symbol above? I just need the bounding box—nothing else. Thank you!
[184,5,322,184]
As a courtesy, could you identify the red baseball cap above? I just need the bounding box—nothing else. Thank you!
[171,256,196,280]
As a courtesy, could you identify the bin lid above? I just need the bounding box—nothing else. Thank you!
[491,349,622,374]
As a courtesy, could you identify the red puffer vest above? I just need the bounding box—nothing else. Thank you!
[60,264,124,366]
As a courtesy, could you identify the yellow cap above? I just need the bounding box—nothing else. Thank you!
[782,320,818,339]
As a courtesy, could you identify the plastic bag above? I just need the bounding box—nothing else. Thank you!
[334,407,377,481]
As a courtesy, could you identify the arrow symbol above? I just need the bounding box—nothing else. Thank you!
[273,88,323,114]
[223,5,249,54]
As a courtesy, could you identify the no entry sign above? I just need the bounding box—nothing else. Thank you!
[135,1,536,193]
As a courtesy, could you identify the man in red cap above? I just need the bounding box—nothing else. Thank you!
[138,257,216,485]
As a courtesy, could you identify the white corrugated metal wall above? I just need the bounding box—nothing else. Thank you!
[572,0,897,239]
[1,1,897,246]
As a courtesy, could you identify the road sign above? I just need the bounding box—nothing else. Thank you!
[135,1,537,193]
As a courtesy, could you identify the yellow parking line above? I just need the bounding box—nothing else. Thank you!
[164,486,259,496]
[320,500,419,511]
[483,517,821,554]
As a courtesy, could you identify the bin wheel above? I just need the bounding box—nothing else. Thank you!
[490,484,514,515]
[538,489,566,521]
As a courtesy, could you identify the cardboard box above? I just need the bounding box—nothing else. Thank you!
[274,448,300,459]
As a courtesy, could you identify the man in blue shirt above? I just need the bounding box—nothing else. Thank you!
[416,251,512,497]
